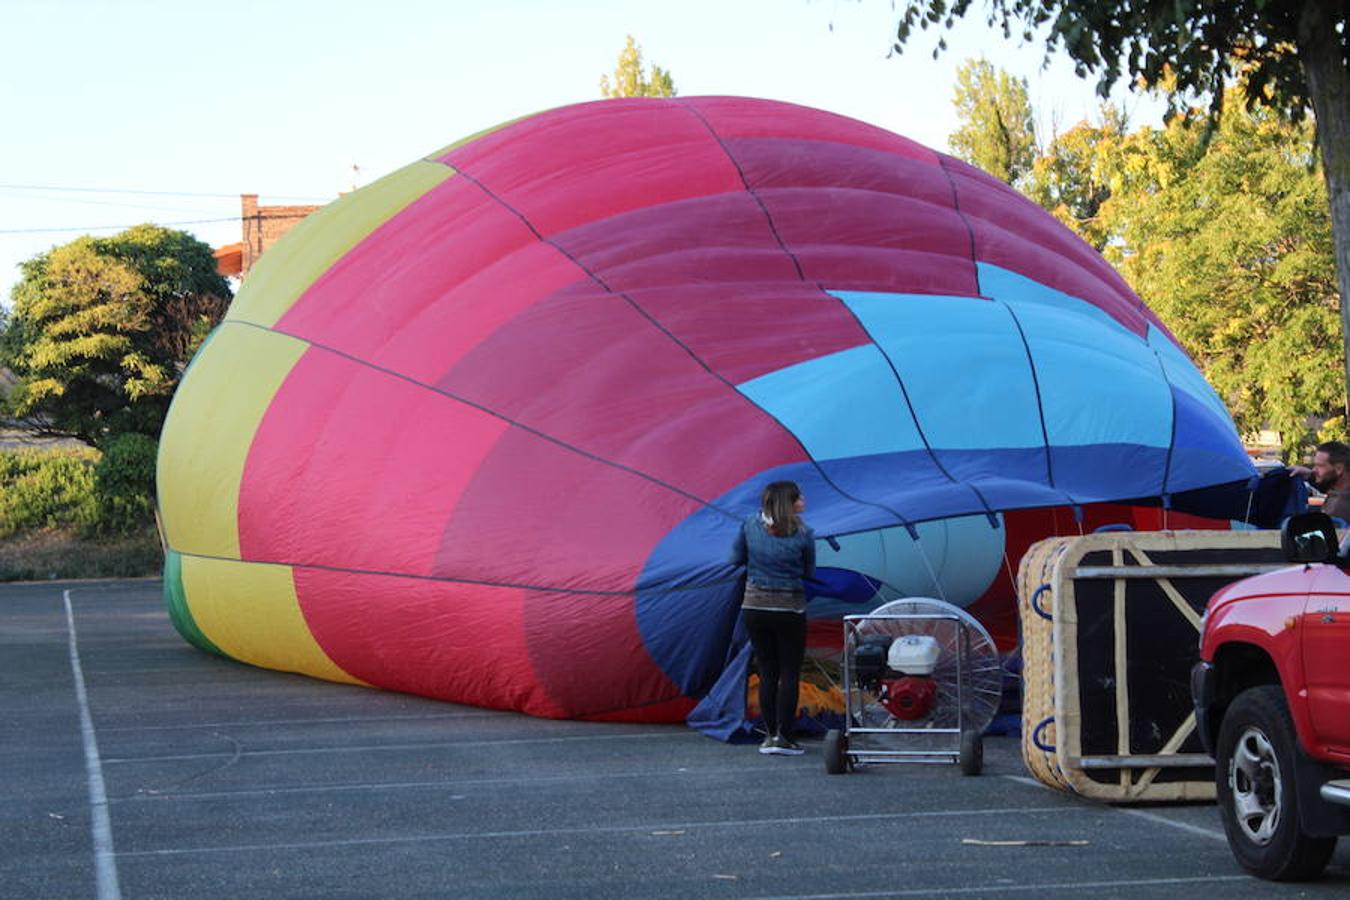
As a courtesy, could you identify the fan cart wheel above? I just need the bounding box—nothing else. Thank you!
[824,729,849,774]
[960,730,983,776]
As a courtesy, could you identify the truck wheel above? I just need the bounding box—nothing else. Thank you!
[1214,685,1336,881]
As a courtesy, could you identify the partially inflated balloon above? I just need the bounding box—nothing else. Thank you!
[158,97,1254,722]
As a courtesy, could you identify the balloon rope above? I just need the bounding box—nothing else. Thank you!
[1001,549,1018,597]
[911,533,948,604]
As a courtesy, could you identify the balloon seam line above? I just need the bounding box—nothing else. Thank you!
[675,100,989,522]
[991,297,1059,492]
[450,141,913,530]
[672,98,925,529]
[1153,348,1179,500]
[219,318,736,521]
[671,99,807,282]
[166,546,746,597]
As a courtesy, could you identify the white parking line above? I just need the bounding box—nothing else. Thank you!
[751,874,1253,898]
[1119,807,1227,842]
[115,764,789,803]
[98,710,507,733]
[63,589,122,900]
[1002,773,1229,842]
[102,729,691,764]
[115,806,1075,857]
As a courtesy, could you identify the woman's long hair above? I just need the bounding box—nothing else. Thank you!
[760,481,802,537]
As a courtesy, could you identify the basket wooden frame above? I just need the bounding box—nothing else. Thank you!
[1018,529,1287,802]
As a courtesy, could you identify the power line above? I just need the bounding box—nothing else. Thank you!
[0,212,315,236]
[0,190,226,215]
[0,215,237,234]
[0,183,330,201]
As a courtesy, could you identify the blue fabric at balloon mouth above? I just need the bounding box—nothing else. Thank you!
[633,439,1259,702]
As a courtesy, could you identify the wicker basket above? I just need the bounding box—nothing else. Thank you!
[1017,529,1286,802]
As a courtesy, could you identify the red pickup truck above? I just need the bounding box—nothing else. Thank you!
[1192,511,1350,880]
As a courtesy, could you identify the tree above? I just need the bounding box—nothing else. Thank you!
[0,225,230,449]
[948,58,1038,184]
[1022,104,1129,250]
[1118,96,1338,455]
[599,34,677,98]
[892,0,1350,415]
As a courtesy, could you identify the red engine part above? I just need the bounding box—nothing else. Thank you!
[881,676,937,720]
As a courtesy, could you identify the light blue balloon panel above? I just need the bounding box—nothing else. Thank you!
[808,514,1005,619]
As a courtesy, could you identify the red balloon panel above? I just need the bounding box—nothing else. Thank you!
[294,569,566,716]
[239,349,508,576]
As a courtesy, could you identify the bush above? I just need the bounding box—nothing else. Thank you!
[90,433,158,536]
[0,447,98,537]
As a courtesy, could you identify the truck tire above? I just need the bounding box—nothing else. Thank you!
[1214,685,1336,880]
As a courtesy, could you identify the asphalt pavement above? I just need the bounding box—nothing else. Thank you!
[3,579,1347,899]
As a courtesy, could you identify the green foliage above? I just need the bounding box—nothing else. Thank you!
[90,432,157,536]
[1317,416,1350,446]
[599,35,677,98]
[892,1,1343,123]
[894,0,1350,421]
[948,48,1340,458]
[0,442,161,578]
[957,59,1339,457]
[948,58,1038,184]
[0,225,230,449]
[1091,93,1340,458]
[0,447,98,537]
[1022,104,1129,250]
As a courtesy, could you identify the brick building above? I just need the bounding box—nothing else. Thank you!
[214,194,323,279]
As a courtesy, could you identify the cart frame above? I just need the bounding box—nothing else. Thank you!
[825,611,983,775]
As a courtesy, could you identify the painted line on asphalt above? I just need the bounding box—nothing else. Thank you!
[102,729,692,764]
[751,874,1253,898]
[114,764,788,803]
[63,589,122,900]
[98,710,509,733]
[1003,773,1228,842]
[1118,807,1227,842]
[116,806,1074,857]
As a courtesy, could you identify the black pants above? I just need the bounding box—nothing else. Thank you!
[743,608,807,737]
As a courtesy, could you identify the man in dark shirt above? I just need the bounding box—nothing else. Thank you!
[1291,440,1350,521]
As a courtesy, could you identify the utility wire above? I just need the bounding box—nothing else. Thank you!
[0,183,330,201]
[0,190,226,215]
[0,211,321,236]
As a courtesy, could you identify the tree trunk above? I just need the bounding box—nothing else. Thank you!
[1298,0,1350,419]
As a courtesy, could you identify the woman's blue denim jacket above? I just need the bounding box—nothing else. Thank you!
[729,515,816,589]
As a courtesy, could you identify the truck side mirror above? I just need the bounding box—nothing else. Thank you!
[1281,511,1338,563]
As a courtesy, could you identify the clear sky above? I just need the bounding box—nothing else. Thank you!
[0,0,1164,309]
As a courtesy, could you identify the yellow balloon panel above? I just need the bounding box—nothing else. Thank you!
[157,323,307,559]
[227,159,453,328]
[181,555,362,685]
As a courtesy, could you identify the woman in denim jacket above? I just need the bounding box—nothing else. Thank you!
[729,481,815,755]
